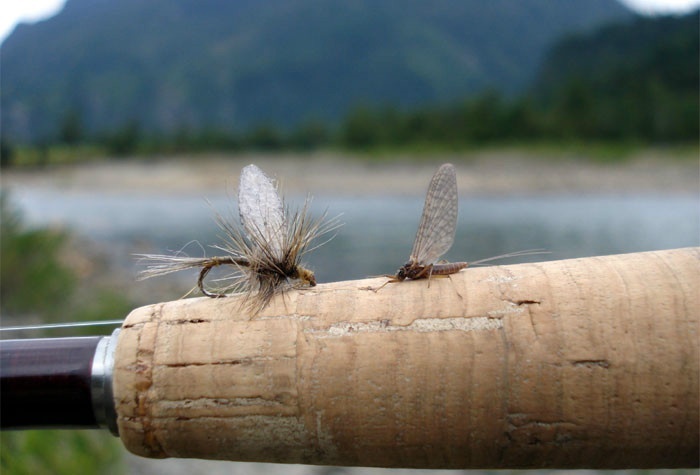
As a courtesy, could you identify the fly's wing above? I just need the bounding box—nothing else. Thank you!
[409,163,459,265]
[238,164,286,260]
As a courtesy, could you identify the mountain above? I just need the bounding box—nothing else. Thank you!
[1,0,632,142]
[532,10,699,140]
[534,10,699,96]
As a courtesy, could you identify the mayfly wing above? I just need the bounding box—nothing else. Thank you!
[409,163,459,266]
[238,164,286,260]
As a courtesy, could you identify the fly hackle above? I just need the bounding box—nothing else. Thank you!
[137,163,341,313]
[136,252,249,299]
[214,165,341,311]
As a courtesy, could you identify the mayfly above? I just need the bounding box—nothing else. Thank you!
[137,164,340,313]
[382,163,545,287]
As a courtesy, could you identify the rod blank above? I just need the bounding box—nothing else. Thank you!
[1,337,102,429]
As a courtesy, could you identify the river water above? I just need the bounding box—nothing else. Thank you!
[8,186,699,283]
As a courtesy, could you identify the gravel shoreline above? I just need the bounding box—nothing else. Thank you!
[2,150,697,196]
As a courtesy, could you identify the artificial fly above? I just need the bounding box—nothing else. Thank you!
[137,164,340,313]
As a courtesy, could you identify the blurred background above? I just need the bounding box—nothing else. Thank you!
[0,0,698,473]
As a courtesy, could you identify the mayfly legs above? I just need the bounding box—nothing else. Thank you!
[380,163,464,288]
[375,162,546,291]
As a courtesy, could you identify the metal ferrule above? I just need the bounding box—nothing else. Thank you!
[91,328,120,436]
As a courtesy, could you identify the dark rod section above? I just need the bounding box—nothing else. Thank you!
[1,337,102,429]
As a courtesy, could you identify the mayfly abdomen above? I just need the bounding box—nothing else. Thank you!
[431,261,469,275]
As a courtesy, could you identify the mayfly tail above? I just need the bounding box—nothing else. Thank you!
[469,249,550,266]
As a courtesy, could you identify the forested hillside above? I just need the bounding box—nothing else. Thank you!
[1,0,630,142]
[333,10,700,149]
[532,10,699,141]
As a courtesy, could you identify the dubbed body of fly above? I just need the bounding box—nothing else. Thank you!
[138,164,339,313]
[386,163,544,286]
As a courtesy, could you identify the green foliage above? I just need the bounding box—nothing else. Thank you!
[289,119,330,151]
[0,194,131,470]
[58,110,84,145]
[102,120,142,156]
[339,106,384,149]
[1,136,15,168]
[334,11,700,149]
[0,194,76,319]
[534,11,699,142]
[0,430,124,475]
[72,290,134,331]
[244,124,284,151]
[6,145,104,168]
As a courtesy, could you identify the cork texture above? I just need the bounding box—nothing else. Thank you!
[113,248,699,468]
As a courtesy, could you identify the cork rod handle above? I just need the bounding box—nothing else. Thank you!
[113,248,699,468]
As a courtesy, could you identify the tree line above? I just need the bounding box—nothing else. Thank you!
[1,75,693,166]
[49,77,700,153]
[3,11,697,166]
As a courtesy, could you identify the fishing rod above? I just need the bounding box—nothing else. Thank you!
[0,161,525,434]
[2,164,696,467]
[0,248,697,469]
[0,327,120,434]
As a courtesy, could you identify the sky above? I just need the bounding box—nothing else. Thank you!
[1,0,700,44]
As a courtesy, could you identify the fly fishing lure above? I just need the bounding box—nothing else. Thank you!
[383,163,545,286]
[138,164,340,312]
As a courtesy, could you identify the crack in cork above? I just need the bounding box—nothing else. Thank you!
[159,396,288,407]
[570,359,611,369]
[304,316,503,337]
[162,355,293,368]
